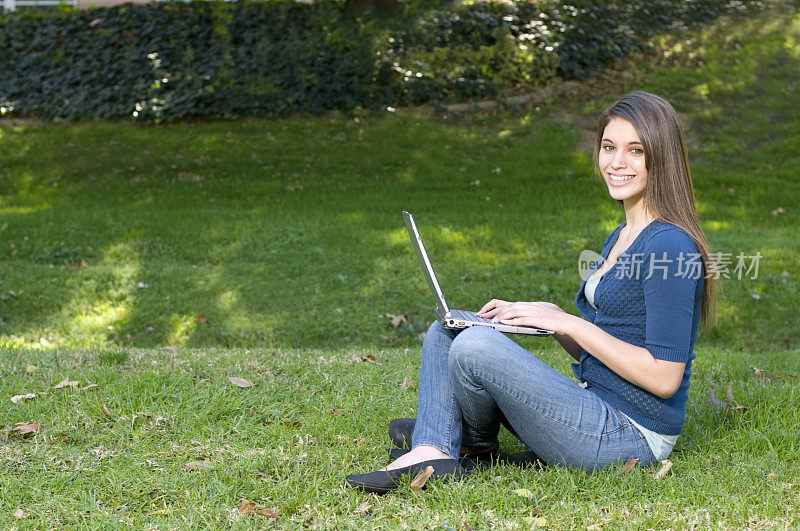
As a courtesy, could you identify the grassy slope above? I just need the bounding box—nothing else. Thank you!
[0,7,798,353]
[1,3,799,528]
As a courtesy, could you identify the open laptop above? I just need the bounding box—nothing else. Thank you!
[403,211,553,336]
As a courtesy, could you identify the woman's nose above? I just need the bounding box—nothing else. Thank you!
[610,152,626,168]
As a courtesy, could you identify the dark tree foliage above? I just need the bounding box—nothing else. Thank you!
[0,0,764,122]
[344,0,400,15]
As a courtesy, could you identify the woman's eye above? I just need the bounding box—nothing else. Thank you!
[631,147,644,155]
[602,144,614,152]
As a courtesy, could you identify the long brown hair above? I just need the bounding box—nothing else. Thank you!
[594,91,717,328]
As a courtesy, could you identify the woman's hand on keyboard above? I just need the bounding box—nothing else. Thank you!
[476,299,510,319]
[480,300,573,335]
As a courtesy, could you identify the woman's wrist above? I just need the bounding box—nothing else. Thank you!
[558,313,582,337]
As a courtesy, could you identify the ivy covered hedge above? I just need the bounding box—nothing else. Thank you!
[0,0,764,122]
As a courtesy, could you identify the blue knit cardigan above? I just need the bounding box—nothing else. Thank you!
[573,220,704,435]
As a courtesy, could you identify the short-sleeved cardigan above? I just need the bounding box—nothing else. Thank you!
[572,220,704,435]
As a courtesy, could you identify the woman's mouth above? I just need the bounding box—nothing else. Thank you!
[608,173,635,185]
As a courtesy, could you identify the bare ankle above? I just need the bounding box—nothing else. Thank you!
[413,445,451,460]
[384,445,453,471]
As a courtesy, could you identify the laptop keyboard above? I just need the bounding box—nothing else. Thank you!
[452,309,493,324]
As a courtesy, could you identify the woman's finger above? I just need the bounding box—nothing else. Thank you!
[496,303,550,323]
[493,305,527,322]
[499,314,533,326]
[477,299,508,316]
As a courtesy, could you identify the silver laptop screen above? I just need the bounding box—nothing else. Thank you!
[402,211,449,316]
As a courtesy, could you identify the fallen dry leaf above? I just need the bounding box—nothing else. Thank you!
[360,354,377,362]
[707,386,722,409]
[401,376,418,390]
[54,378,79,389]
[182,460,215,471]
[523,516,548,527]
[353,501,371,515]
[654,459,673,480]
[239,501,256,515]
[753,366,797,382]
[101,403,111,416]
[196,313,209,323]
[383,313,408,328]
[238,501,276,520]
[410,465,434,492]
[255,507,277,521]
[10,393,36,404]
[724,383,746,410]
[11,421,39,435]
[69,259,88,270]
[707,384,746,411]
[616,457,639,475]
[227,376,253,388]
[13,508,25,519]
[80,383,99,391]
[513,488,535,500]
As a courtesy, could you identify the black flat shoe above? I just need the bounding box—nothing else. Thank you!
[387,448,487,471]
[345,458,464,494]
[388,418,415,449]
[388,417,500,457]
[387,448,543,469]
[498,450,543,468]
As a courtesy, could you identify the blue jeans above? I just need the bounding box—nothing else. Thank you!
[411,322,657,470]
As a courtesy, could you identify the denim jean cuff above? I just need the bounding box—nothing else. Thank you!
[460,439,499,454]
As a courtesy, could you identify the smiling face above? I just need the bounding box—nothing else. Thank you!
[598,117,648,207]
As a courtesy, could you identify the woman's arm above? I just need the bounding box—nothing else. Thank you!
[478,300,685,398]
[558,314,685,399]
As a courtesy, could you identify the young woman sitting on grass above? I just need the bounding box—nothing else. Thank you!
[346,91,717,494]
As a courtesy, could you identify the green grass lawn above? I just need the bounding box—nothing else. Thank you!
[2,3,799,528]
[1,345,798,528]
